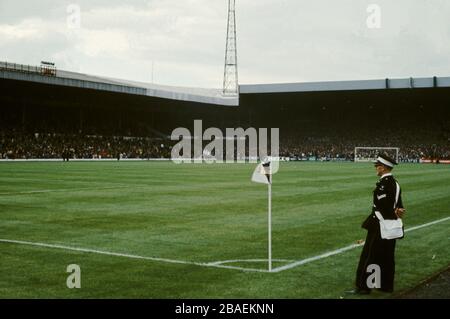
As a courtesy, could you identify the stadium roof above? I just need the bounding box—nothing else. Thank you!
[240,76,450,94]
[2,61,450,106]
[0,62,238,106]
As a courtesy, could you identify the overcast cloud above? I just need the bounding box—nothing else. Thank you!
[0,0,449,88]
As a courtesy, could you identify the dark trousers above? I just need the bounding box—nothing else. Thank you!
[356,226,396,292]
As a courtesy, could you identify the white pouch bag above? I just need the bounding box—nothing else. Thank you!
[374,211,404,239]
[374,182,404,240]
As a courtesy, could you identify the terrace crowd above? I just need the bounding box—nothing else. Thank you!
[1,128,448,161]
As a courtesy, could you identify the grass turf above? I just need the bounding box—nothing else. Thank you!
[0,161,449,298]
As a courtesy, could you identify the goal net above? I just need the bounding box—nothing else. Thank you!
[354,147,399,163]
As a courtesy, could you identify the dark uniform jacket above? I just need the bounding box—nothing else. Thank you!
[362,173,403,232]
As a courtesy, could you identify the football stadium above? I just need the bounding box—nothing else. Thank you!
[1,1,449,301]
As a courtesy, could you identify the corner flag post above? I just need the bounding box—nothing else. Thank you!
[251,160,273,272]
[268,176,272,272]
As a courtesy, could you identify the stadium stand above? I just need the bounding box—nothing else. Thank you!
[1,65,449,162]
[0,124,448,161]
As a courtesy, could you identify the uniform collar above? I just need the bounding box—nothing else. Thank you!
[380,173,393,180]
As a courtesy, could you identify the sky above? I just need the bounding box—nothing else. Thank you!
[0,0,449,88]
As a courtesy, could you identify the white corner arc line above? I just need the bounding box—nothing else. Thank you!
[272,216,450,273]
[207,258,295,266]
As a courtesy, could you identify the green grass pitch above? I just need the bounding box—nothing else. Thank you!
[0,161,449,298]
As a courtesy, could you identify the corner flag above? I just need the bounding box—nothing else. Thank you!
[251,161,272,185]
[251,160,273,271]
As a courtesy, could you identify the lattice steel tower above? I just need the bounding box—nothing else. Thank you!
[223,0,238,96]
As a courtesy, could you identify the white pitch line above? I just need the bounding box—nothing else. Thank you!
[207,258,295,266]
[0,239,267,273]
[272,216,450,273]
[1,216,448,274]
[0,239,202,265]
[404,217,450,233]
[207,264,269,273]
[271,244,364,273]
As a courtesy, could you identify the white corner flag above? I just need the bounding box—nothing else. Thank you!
[251,160,273,272]
[251,161,272,185]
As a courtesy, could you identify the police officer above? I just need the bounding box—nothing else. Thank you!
[353,153,406,294]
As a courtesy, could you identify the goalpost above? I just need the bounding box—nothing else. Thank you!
[354,147,400,163]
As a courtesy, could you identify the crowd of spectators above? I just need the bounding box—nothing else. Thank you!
[1,127,448,161]
[279,127,450,162]
[0,131,172,160]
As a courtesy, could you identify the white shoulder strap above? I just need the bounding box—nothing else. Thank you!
[374,211,384,221]
[394,182,400,209]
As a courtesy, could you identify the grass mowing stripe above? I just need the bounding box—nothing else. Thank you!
[0,162,448,297]
[1,216,448,274]
[0,186,134,196]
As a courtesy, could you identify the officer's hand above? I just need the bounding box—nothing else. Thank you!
[395,208,406,219]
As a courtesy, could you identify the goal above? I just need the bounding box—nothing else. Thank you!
[354,147,399,163]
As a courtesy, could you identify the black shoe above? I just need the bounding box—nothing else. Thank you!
[379,288,393,293]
